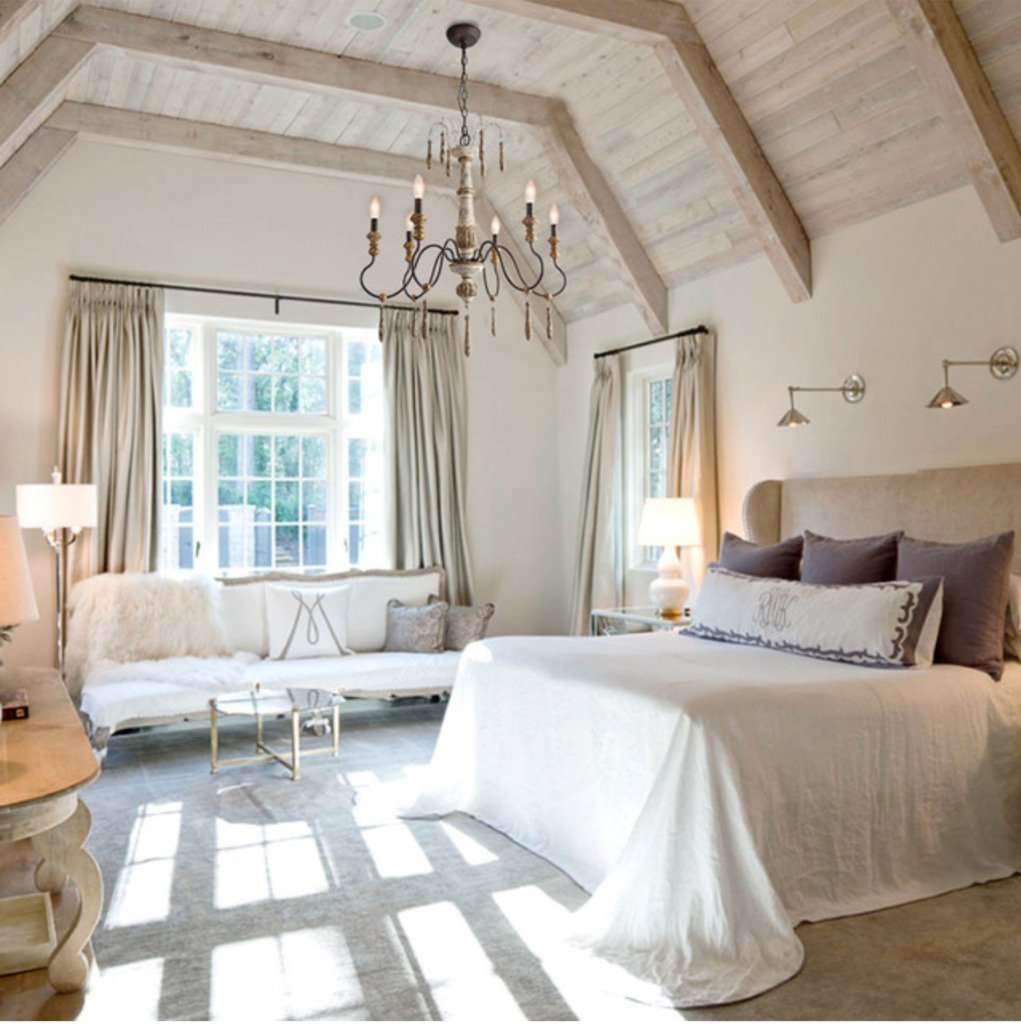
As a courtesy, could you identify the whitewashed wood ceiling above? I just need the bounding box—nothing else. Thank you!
[2,0,1021,336]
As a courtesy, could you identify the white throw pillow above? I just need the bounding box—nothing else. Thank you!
[220,581,268,656]
[341,572,441,652]
[687,567,944,669]
[265,584,354,660]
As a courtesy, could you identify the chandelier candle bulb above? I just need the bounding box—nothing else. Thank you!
[413,175,425,213]
[525,180,536,215]
[549,204,559,230]
[491,215,500,239]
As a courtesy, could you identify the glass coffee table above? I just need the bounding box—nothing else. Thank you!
[208,684,344,781]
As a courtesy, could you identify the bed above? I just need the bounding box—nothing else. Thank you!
[403,463,1021,1007]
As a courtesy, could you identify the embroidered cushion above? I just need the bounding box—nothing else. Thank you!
[265,584,353,660]
[686,566,944,669]
[800,530,903,585]
[384,599,448,654]
[718,532,803,580]
[897,531,1015,679]
[428,594,496,650]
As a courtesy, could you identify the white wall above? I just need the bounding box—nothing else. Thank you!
[0,139,566,667]
[558,185,1021,609]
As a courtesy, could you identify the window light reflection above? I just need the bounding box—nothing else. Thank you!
[361,822,433,879]
[106,803,182,928]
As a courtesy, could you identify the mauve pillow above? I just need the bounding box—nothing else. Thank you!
[718,531,803,580]
[801,529,903,585]
[896,531,1015,680]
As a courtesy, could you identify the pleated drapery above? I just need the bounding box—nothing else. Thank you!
[382,308,475,605]
[571,355,624,635]
[667,331,720,587]
[58,281,164,582]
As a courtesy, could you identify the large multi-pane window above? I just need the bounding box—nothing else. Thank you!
[626,368,674,566]
[160,316,384,575]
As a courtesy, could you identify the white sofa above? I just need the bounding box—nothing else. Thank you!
[70,566,459,746]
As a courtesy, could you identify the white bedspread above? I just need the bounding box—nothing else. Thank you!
[403,632,1021,1007]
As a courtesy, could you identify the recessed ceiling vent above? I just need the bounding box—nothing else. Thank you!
[346,10,388,31]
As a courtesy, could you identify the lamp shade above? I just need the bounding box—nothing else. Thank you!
[17,481,97,532]
[0,516,38,625]
[637,497,701,548]
[927,384,969,409]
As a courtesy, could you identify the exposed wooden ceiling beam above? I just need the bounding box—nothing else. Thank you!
[0,34,93,168]
[0,125,76,227]
[53,4,666,332]
[46,102,568,365]
[477,0,813,304]
[886,0,1021,242]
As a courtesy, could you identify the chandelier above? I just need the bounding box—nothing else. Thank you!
[360,21,567,354]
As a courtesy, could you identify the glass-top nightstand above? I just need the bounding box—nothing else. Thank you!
[589,606,690,636]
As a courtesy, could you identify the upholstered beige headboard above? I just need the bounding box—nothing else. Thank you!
[743,463,1021,574]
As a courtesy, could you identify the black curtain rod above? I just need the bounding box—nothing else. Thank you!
[68,274,460,317]
[593,324,709,360]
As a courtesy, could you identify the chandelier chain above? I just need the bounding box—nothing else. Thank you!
[458,43,471,147]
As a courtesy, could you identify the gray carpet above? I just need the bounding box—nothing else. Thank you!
[63,704,1021,1020]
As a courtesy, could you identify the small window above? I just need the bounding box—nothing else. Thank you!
[216,332,328,415]
[165,326,197,410]
[626,368,674,568]
[161,430,196,570]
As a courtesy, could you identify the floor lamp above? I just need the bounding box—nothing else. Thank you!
[17,468,97,674]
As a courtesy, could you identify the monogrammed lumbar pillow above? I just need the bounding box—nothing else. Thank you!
[686,566,944,668]
[265,584,354,660]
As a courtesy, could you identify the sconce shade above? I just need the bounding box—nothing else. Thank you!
[637,497,701,548]
[927,384,969,409]
[777,406,810,428]
[17,482,97,532]
[0,516,38,626]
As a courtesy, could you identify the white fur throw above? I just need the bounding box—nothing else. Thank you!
[66,573,231,684]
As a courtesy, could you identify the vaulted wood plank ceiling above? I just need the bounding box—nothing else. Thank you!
[2,0,1021,350]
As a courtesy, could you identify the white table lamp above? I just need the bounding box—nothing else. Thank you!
[638,497,701,620]
[0,516,39,665]
[17,468,97,673]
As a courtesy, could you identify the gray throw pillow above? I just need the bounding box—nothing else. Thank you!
[718,531,803,580]
[429,594,495,650]
[896,531,1015,680]
[383,599,447,654]
[801,529,903,585]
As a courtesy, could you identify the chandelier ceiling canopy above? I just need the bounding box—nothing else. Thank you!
[360,22,567,354]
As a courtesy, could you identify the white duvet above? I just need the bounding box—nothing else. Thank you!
[403,631,1021,1007]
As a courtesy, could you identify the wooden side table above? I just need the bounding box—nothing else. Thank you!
[0,668,102,993]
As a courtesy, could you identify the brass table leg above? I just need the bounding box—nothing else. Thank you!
[332,702,340,757]
[256,709,263,752]
[290,703,301,781]
[209,699,219,774]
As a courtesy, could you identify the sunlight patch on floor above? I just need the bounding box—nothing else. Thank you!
[210,926,364,1020]
[80,956,164,1021]
[360,821,434,878]
[439,821,499,865]
[397,901,525,1021]
[105,803,182,928]
[494,885,681,1022]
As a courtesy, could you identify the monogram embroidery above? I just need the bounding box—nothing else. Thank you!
[753,587,799,633]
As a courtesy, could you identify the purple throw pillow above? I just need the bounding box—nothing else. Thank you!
[718,531,803,580]
[801,530,903,585]
[896,531,1015,680]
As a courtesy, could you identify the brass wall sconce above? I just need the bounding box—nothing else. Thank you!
[927,346,1019,409]
[777,374,866,428]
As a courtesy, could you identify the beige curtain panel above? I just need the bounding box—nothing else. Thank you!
[668,331,720,588]
[383,308,475,605]
[571,354,624,635]
[58,281,165,581]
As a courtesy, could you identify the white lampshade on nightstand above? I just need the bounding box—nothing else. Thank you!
[0,517,39,654]
[638,497,701,620]
[17,468,97,674]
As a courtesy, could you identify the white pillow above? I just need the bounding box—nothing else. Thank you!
[220,581,268,656]
[687,567,944,669]
[265,584,354,660]
[1005,574,1021,659]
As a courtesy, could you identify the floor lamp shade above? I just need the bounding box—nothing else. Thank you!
[0,517,38,625]
[638,497,701,620]
[17,482,97,532]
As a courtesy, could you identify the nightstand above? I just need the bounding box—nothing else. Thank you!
[589,606,690,636]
